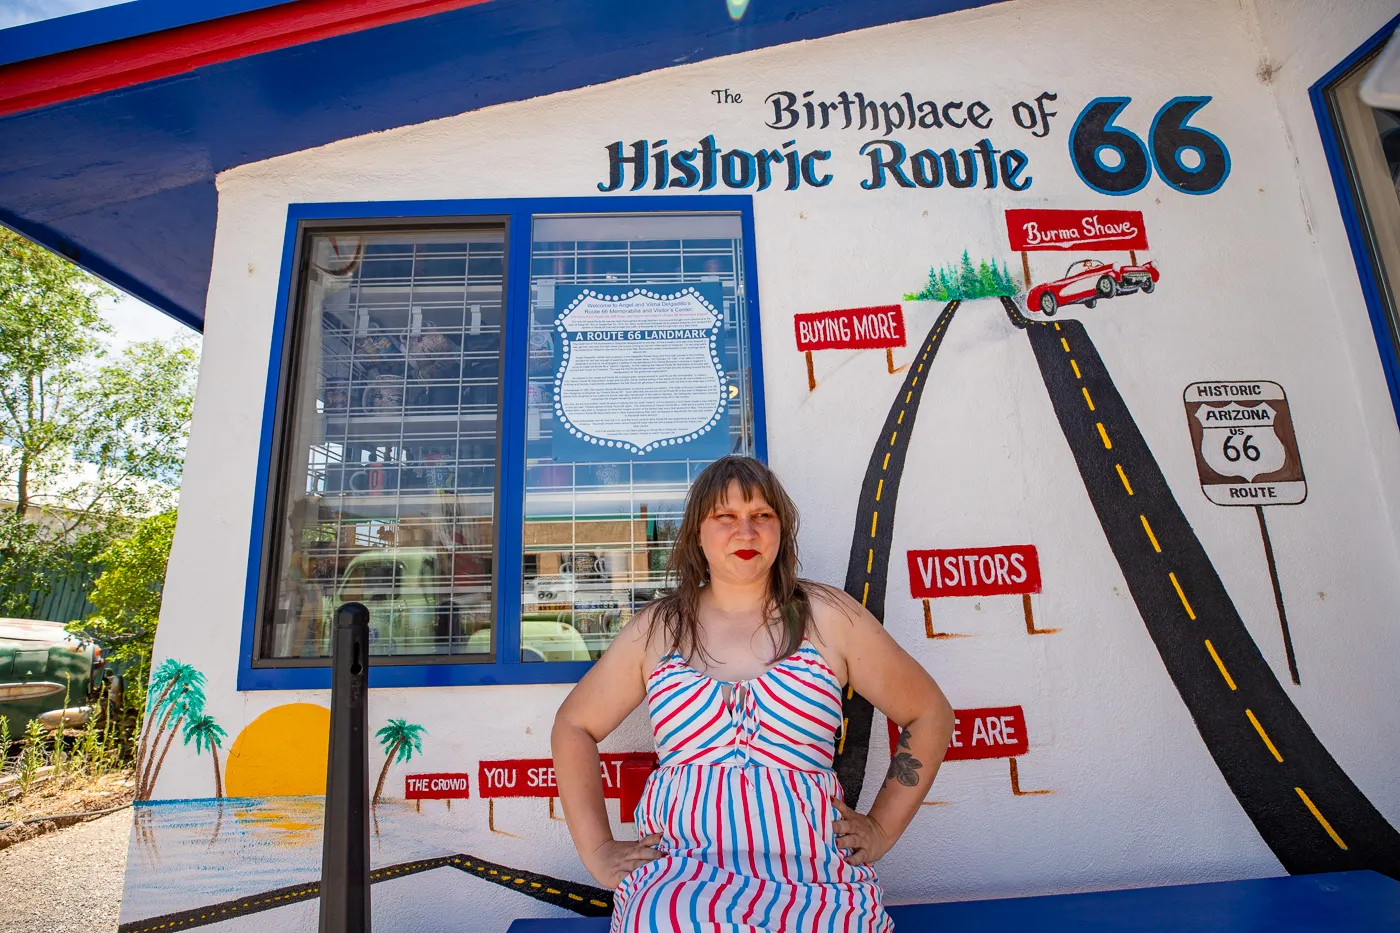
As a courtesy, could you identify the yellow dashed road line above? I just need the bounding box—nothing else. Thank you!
[870,512,879,537]
[897,410,905,425]
[876,479,884,500]
[861,582,869,605]
[1071,359,1082,379]
[1096,422,1112,449]
[1116,463,1134,495]
[1082,387,1095,411]
[1295,787,1348,849]
[1140,515,1161,553]
[1061,337,1071,352]
[882,453,890,470]
[890,431,898,445]
[1170,572,1196,620]
[1205,639,1236,690]
[867,549,874,572]
[1246,709,1283,762]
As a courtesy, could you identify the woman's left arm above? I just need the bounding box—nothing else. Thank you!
[821,591,955,866]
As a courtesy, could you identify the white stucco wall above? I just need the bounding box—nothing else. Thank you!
[129,0,1400,928]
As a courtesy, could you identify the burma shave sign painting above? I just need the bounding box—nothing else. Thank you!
[1005,208,1148,252]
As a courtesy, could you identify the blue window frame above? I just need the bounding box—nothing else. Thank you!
[238,196,766,690]
[1311,13,1400,430]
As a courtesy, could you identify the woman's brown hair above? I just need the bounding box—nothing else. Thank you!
[647,455,826,666]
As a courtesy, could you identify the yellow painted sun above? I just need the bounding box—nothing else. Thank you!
[225,703,330,797]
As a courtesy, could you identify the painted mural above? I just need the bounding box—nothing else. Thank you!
[119,2,1400,930]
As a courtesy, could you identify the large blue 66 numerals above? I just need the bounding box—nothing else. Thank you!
[1070,96,1230,196]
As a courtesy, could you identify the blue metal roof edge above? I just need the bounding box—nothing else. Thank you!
[0,0,301,68]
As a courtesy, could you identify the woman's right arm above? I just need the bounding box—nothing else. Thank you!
[551,610,664,888]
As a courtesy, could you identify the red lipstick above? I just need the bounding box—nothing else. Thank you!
[734,549,760,561]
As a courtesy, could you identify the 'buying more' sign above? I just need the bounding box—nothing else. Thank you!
[1005,208,1148,252]
[794,305,906,351]
[478,753,657,799]
[888,706,1029,761]
[405,773,471,800]
[907,545,1041,599]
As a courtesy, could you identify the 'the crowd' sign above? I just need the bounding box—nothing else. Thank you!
[907,545,1042,599]
[405,772,472,800]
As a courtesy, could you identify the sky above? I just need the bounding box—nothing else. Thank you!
[2,0,198,349]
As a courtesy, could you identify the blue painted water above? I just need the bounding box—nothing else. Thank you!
[121,796,479,921]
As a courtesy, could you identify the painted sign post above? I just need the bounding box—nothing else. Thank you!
[1184,380,1306,683]
[1005,209,1159,317]
[794,304,907,390]
[478,753,658,832]
[405,772,471,811]
[906,545,1055,637]
[887,705,1049,798]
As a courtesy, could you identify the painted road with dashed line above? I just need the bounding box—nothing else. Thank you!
[1014,298,1400,877]
[833,299,959,806]
[116,852,613,932]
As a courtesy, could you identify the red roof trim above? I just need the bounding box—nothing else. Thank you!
[0,0,493,118]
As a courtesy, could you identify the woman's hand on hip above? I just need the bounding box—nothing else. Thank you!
[585,834,665,888]
[831,799,893,866]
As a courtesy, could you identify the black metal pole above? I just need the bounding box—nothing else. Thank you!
[320,603,371,933]
[1255,506,1300,686]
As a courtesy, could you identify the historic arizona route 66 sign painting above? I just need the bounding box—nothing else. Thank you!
[1183,381,1306,506]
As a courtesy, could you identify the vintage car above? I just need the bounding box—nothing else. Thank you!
[0,618,104,736]
[1027,258,1161,316]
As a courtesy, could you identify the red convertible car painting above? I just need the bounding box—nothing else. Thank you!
[1026,258,1160,316]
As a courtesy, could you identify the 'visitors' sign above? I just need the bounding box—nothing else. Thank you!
[907,545,1042,599]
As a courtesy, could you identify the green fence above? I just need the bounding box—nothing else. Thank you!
[0,563,99,625]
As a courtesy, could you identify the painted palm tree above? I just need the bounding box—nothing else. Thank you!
[373,719,426,806]
[183,713,228,799]
[138,660,206,800]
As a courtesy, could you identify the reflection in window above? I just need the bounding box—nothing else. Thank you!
[1327,55,1400,366]
[261,227,504,660]
[521,213,756,662]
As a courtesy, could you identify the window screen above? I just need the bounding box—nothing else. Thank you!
[260,227,505,661]
[521,212,756,662]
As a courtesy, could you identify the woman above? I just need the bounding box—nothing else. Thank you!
[552,456,955,932]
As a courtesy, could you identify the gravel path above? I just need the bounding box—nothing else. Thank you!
[0,808,131,933]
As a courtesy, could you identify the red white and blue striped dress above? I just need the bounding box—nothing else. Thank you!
[612,640,894,932]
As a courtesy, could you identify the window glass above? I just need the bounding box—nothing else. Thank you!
[1328,56,1400,364]
[261,227,504,661]
[522,213,755,662]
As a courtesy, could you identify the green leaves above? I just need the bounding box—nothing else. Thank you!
[903,250,1022,302]
[376,719,426,763]
[66,510,177,671]
[182,713,227,755]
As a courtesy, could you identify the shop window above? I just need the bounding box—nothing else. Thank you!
[1320,45,1400,405]
[522,213,756,663]
[259,226,505,663]
[249,201,761,683]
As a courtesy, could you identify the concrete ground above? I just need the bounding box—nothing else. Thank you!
[0,808,130,933]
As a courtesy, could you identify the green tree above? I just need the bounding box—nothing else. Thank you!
[373,719,426,805]
[183,713,227,799]
[67,510,177,674]
[0,228,197,617]
[958,250,979,297]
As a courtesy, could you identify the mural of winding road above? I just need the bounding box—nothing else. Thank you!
[834,292,1400,879]
[833,300,960,804]
[1015,298,1400,877]
[116,852,613,932]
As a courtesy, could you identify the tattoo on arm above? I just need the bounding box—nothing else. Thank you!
[884,727,923,787]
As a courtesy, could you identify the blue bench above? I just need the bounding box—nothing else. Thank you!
[507,870,1400,931]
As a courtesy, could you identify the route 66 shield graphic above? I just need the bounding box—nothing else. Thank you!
[551,285,728,459]
[1183,381,1306,506]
